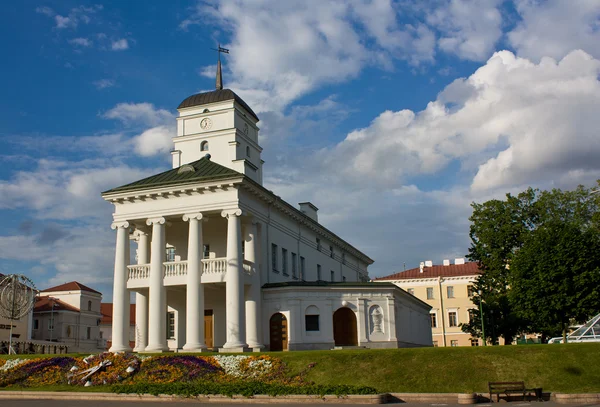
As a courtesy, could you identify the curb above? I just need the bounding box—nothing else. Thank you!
[0,391,386,404]
[553,393,600,404]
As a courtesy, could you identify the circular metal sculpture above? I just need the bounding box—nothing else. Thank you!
[0,274,37,354]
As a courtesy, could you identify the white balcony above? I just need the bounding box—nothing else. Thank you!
[127,258,255,289]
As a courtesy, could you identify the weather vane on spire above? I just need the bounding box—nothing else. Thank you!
[211,43,229,90]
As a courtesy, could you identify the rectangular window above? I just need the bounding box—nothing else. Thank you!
[329,245,334,258]
[271,244,278,273]
[203,244,210,258]
[33,320,39,330]
[426,287,434,299]
[305,315,320,331]
[86,327,91,340]
[447,286,455,298]
[167,311,175,339]
[291,252,297,278]
[282,248,288,275]
[166,247,176,262]
[430,313,437,328]
[407,288,415,296]
[99,331,103,339]
[451,340,459,347]
[317,264,322,280]
[330,270,335,282]
[448,311,458,327]
[300,257,306,281]
[470,339,479,346]
[316,237,321,251]
[467,285,476,297]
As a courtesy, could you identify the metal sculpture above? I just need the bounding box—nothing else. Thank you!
[0,274,37,354]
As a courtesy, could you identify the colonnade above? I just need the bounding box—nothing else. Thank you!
[109,209,263,353]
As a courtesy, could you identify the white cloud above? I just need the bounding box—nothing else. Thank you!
[427,0,503,61]
[45,5,102,30]
[132,126,175,156]
[102,103,174,127]
[93,79,115,89]
[35,6,54,17]
[509,0,600,61]
[311,50,600,192]
[111,39,129,51]
[68,37,92,47]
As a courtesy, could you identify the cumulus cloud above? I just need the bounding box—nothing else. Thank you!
[132,126,175,156]
[68,37,92,47]
[111,39,129,51]
[509,0,600,61]
[102,103,174,127]
[311,50,600,192]
[427,0,503,61]
[37,5,102,30]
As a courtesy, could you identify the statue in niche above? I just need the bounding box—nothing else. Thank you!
[370,305,384,334]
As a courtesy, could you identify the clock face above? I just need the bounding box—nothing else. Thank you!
[200,118,212,130]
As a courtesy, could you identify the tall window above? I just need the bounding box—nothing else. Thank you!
[430,313,437,328]
[246,146,250,157]
[201,140,209,151]
[166,247,176,262]
[316,238,321,251]
[330,270,335,282]
[447,286,454,298]
[167,312,175,339]
[203,244,210,258]
[282,248,288,275]
[467,285,476,297]
[33,320,39,330]
[291,252,297,278]
[448,311,458,327]
[300,256,306,281]
[317,264,322,280]
[87,301,92,311]
[329,245,334,258]
[271,244,278,273]
[86,327,92,340]
[426,287,434,299]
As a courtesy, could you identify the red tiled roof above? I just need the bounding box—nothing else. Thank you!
[375,262,481,280]
[42,281,101,295]
[34,296,80,313]
[101,303,136,325]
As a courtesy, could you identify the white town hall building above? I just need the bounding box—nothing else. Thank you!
[102,68,432,353]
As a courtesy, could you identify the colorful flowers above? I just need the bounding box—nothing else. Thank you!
[0,353,309,389]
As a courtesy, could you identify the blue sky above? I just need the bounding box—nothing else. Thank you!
[2,0,600,300]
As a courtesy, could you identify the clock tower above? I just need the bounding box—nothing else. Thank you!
[171,60,263,184]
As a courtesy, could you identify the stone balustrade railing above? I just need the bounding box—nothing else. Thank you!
[127,258,255,281]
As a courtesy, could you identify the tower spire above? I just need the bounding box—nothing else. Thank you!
[212,43,229,91]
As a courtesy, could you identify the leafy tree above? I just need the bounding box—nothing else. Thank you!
[509,221,600,343]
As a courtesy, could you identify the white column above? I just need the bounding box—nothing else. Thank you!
[134,230,149,352]
[357,298,369,345]
[387,296,398,343]
[182,213,207,352]
[146,217,168,352]
[109,221,131,353]
[244,221,263,349]
[221,209,247,350]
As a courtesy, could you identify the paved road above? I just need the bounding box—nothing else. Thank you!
[2,400,599,407]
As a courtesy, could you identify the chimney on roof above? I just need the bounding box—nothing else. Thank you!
[454,258,465,265]
[419,262,425,273]
[425,260,433,267]
[299,202,318,222]
[443,259,450,266]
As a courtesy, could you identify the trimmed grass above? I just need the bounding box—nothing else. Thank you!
[1,343,599,393]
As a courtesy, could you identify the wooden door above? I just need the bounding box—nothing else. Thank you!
[204,310,213,349]
[269,313,288,351]
[333,307,358,346]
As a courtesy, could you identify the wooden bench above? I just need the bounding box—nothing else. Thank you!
[488,381,538,402]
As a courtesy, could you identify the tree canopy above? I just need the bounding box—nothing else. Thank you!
[462,183,600,344]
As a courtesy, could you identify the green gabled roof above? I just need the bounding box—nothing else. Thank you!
[102,155,242,195]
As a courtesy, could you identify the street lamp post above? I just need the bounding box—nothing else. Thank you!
[478,289,486,346]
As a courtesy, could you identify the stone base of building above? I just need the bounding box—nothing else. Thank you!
[218,346,250,353]
[180,347,209,353]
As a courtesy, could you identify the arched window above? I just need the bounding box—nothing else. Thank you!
[246,146,250,157]
[201,141,209,151]
[87,301,92,311]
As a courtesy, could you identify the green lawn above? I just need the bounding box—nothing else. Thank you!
[1,343,599,393]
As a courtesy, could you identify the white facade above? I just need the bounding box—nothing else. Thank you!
[103,87,432,352]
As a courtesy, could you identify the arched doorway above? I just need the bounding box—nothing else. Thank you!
[269,313,288,351]
[333,307,358,346]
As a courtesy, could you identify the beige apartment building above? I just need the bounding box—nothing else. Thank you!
[376,259,488,347]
